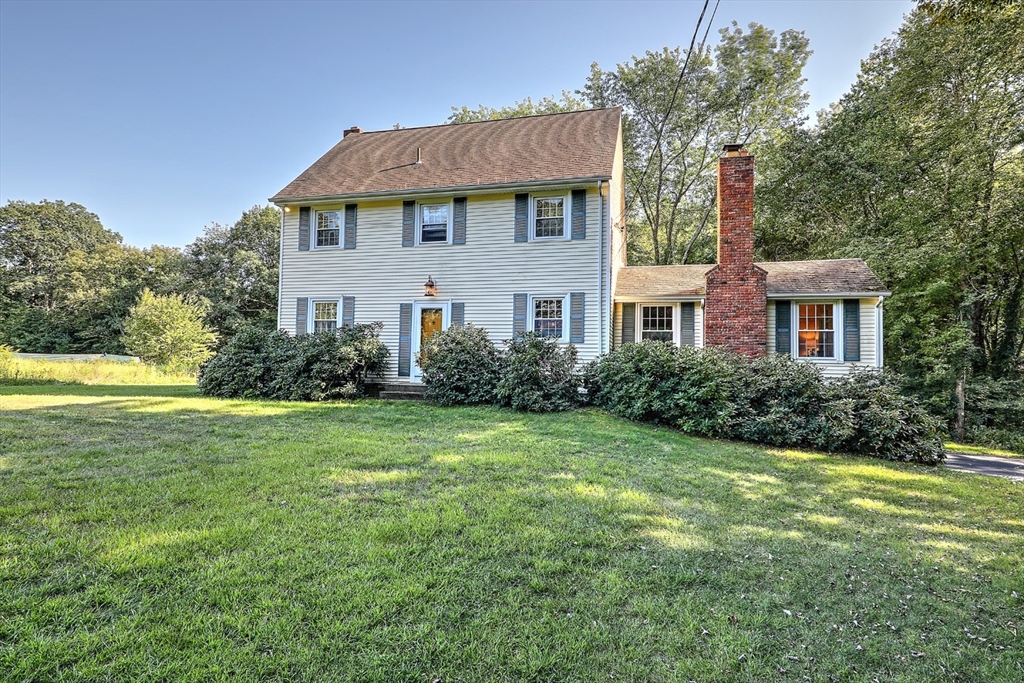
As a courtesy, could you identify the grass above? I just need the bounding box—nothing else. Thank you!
[0,351,194,386]
[1,385,1021,682]
[946,442,1023,459]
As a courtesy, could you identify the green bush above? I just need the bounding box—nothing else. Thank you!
[732,354,833,448]
[197,324,389,401]
[122,289,217,372]
[419,325,503,406]
[497,332,581,412]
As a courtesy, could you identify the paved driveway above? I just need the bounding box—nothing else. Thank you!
[944,451,1024,481]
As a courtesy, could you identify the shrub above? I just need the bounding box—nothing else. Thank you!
[732,354,832,447]
[197,323,389,401]
[122,289,217,372]
[419,324,502,406]
[496,332,581,412]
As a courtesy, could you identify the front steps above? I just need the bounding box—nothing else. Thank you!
[377,382,427,401]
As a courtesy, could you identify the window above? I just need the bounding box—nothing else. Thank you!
[313,301,338,333]
[798,303,835,358]
[533,196,565,239]
[420,203,450,244]
[533,297,563,338]
[641,305,674,342]
[315,210,342,248]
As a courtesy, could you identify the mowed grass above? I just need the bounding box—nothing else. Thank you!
[1,386,1021,682]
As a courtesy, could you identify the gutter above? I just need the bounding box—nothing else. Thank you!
[766,291,892,299]
[276,206,285,331]
[269,176,613,206]
[876,295,885,367]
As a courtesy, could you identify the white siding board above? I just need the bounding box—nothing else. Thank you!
[767,298,879,377]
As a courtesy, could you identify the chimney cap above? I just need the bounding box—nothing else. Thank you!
[343,126,363,138]
[723,143,748,157]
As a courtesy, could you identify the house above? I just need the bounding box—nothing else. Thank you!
[270,109,888,384]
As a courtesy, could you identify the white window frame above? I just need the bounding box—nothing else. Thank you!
[790,300,842,362]
[530,294,568,341]
[310,299,340,333]
[313,209,344,250]
[637,302,680,345]
[529,192,571,241]
[415,199,453,246]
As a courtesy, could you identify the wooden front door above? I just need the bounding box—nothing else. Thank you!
[411,301,449,381]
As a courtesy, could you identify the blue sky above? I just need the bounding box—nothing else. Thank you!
[0,0,912,248]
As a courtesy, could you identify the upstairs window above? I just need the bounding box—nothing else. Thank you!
[420,203,450,244]
[313,301,338,333]
[798,303,835,358]
[316,210,342,248]
[640,305,673,342]
[533,196,565,239]
[533,297,564,338]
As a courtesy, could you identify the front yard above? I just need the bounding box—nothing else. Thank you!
[1,385,1021,681]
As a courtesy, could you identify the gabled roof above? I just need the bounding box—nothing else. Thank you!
[270,108,622,202]
[614,259,890,299]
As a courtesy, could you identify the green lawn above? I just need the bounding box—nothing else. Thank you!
[1,385,1021,682]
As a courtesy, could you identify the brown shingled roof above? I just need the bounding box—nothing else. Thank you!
[270,108,622,201]
[615,259,889,298]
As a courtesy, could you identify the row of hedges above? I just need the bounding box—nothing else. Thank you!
[421,327,944,464]
[197,324,389,401]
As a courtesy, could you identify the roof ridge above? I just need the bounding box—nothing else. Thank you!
[349,106,622,136]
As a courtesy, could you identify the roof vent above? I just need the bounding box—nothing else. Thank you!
[343,126,363,138]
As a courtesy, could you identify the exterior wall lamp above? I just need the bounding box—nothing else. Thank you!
[423,275,436,297]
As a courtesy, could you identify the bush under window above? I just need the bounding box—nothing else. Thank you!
[419,324,503,406]
[496,332,581,412]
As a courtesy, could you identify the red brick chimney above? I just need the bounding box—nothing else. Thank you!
[343,126,363,138]
[703,144,767,357]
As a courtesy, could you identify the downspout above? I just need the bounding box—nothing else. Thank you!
[277,206,285,332]
[598,180,605,355]
[875,295,884,367]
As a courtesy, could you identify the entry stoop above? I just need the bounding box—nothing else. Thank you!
[378,382,427,401]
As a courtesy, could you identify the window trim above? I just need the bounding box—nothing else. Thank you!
[415,199,454,246]
[529,294,568,341]
[529,192,571,242]
[636,302,680,345]
[790,300,842,362]
[309,298,340,333]
[312,209,345,250]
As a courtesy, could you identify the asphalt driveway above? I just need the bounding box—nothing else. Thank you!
[944,451,1024,481]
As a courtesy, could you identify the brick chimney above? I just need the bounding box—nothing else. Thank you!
[703,144,768,357]
[343,126,363,138]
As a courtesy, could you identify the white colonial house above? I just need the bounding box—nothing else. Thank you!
[271,109,888,389]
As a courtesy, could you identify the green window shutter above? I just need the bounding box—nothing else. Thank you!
[569,292,585,343]
[341,296,355,328]
[453,197,467,245]
[298,207,311,251]
[451,302,465,327]
[514,194,528,243]
[344,204,357,249]
[844,299,861,361]
[295,297,308,335]
[775,300,791,355]
[679,302,695,347]
[513,293,527,336]
[398,303,412,376]
[621,303,636,344]
[402,201,415,247]
[571,189,586,240]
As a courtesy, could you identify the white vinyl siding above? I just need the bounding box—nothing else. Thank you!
[768,298,879,377]
[279,189,608,381]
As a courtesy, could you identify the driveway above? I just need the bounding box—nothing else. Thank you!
[944,451,1024,481]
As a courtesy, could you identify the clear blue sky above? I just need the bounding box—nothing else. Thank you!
[0,0,912,248]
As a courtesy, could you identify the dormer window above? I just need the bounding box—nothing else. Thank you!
[419,202,451,244]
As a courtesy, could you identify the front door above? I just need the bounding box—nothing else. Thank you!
[411,301,450,382]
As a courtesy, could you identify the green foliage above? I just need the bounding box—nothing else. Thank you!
[587,344,945,464]
[122,289,217,372]
[496,333,581,412]
[197,324,389,401]
[419,325,503,406]
[446,91,587,124]
[0,346,193,386]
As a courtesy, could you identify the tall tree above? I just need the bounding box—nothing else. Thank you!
[446,91,587,124]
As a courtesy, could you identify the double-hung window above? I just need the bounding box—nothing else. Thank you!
[313,301,338,333]
[797,303,835,358]
[640,305,674,342]
[315,210,342,248]
[533,297,564,338]
[532,195,566,239]
[419,202,450,244]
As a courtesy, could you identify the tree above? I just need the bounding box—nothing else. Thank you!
[183,205,281,340]
[122,289,217,372]
[446,91,587,124]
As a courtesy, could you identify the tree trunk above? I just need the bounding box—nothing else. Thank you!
[954,369,966,443]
